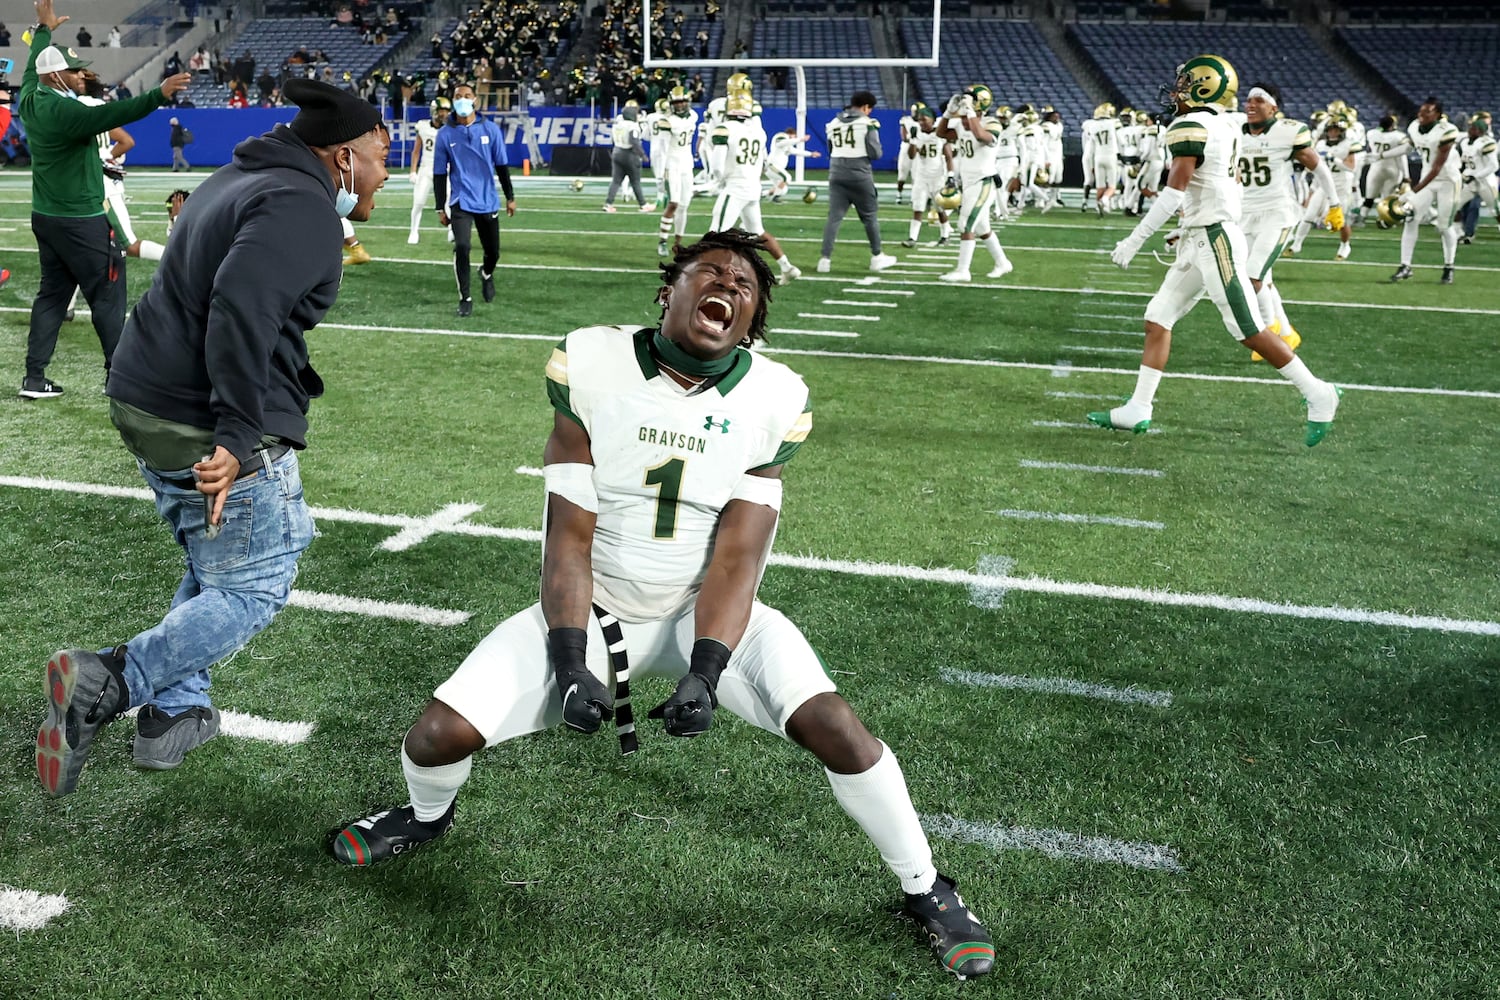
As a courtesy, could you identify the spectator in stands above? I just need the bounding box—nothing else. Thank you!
[164,51,184,78]
[336,4,354,26]
[228,86,249,108]
[260,86,284,108]
[114,81,132,100]
[74,25,91,47]
[106,26,121,48]
[233,50,255,86]
[257,68,275,102]
[18,1,192,400]
[0,24,11,47]
[189,47,209,74]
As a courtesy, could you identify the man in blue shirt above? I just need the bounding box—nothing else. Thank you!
[433,84,515,317]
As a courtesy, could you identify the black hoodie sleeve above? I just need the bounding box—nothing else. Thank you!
[205,187,341,460]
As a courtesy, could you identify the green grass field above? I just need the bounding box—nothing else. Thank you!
[1,168,1497,999]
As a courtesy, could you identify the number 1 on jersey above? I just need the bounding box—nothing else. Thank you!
[644,457,685,539]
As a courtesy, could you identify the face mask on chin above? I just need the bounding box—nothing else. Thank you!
[335,152,358,217]
[452,97,475,117]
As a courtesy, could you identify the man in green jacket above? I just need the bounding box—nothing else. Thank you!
[18,0,190,399]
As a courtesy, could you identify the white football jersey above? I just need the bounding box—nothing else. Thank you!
[1410,118,1462,181]
[661,109,698,170]
[712,115,767,197]
[767,130,810,171]
[414,119,441,177]
[907,127,949,183]
[950,115,1004,182]
[1041,119,1064,158]
[545,326,811,621]
[1082,117,1117,159]
[1164,106,1242,227]
[1117,123,1141,158]
[1238,115,1312,216]
[1457,133,1498,178]
[1365,126,1411,161]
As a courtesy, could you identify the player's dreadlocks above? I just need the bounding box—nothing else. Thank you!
[658,228,776,346]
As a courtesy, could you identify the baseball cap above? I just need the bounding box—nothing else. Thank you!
[35,45,90,75]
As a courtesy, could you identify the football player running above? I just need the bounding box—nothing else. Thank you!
[901,104,953,247]
[407,96,451,245]
[1236,83,1342,362]
[1081,102,1119,214]
[1287,113,1358,260]
[936,85,1015,282]
[655,86,699,257]
[1391,97,1462,284]
[328,229,996,983]
[706,91,800,283]
[1092,55,1341,446]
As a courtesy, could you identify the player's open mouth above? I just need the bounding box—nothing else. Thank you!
[698,295,734,333]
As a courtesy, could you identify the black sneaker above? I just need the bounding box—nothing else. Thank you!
[935,236,950,247]
[1389,264,1413,283]
[64,307,75,322]
[19,376,65,399]
[1440,266,1454,284]
[903,873,995,980]
[900,238,917,248]
[456,298,473,317]
[132,705,221,770]
[1458,235,1473,245]
[330,802,455,866]
[37,646,130,796]
[480,270,496,303]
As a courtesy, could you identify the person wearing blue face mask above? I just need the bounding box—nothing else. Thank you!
[33,78,392,797]
[16,0,192,400]
[433,83,516,317]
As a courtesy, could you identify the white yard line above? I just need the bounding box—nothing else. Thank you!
[220,710,317,744]
[286,590,472,626]
[1019,459,1164,477]
[379,502,484,552]
[515,466,545,476]
[840,287,914,295]
[1067,327,1141,337]
[1059,344,1149,354]
[796,312,883,322]
[993,509,1165,530]
[1046,391,1118,400]
[1032,419,1162,433]
[820,299,899,308]
[4,476,1497,636]
[0,888,69,931]
[968,554,1016,609]
[771,327,861,338]
[921,813,1185,873]
[939,666,1173,708]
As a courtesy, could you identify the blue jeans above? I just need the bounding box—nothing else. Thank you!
[117,449,315,715]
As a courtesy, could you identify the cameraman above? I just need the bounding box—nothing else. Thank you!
[17,0,190,399]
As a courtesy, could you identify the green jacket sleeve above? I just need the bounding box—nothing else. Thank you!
[21,26,169,141]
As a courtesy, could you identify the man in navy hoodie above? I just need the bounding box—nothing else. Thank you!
[35,79,391,796]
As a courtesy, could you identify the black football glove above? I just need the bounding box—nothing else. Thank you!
[649,638,731,737]
[548,627,613,734]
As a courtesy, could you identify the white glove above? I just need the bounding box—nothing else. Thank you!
[1111,234,1144,270]
[957,94,976,118]
[944,93,963,117]
[1162,226,1185,249]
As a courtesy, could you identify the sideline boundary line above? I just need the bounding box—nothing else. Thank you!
[3,476,1495,637]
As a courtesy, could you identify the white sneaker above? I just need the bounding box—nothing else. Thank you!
[938,270,971,283]
[1335,242,1351,260]
[816,257,831,273]
[406,235,419,245]
[638,203,656,212]
[777,265,801,285]
[870,253,898,271]
[602,204,617,213]
[987,260,1014,279]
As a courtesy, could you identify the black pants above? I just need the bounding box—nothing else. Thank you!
[449,207,500,301]
[28,212,127,380]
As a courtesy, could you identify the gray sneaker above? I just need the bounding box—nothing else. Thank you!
[37,647,129,796]
[132,705,221,770]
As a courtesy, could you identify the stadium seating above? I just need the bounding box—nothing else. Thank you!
[1338,24,1500,114]
[749,18,884,109]
[1333,0,1495,25]
[1070,22,1382,122]
[902,19,1094,127]
[180,17,407,107]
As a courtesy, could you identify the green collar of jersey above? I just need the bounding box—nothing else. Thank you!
[1244,113,1279,135]
[636,329,751,395]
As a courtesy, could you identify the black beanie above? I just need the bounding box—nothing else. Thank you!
[285,78,385,146]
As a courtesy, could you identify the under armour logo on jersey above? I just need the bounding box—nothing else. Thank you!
[704,416,731,433]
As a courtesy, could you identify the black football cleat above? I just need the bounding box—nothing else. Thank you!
[1389,264,1413,283]
[456,298,473,317]
[330,802,455,866]
[903,873,995,980]
[1440,266,1454,284]
[481,270,496,303]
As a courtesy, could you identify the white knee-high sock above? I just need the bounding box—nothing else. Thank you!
[1290,219,1313,251]
[981,233,1010,267]
[954,238,977,275]
[1400,219,1418,265]
[1275,355,1325,396]
[1128,364,1164,409]
[1256,285,1280,331]
[1266,282,1291,331]
[908,218,921,241]
[1439,224,1458,265]
[402,745,472,822]
[825,742,937,895]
